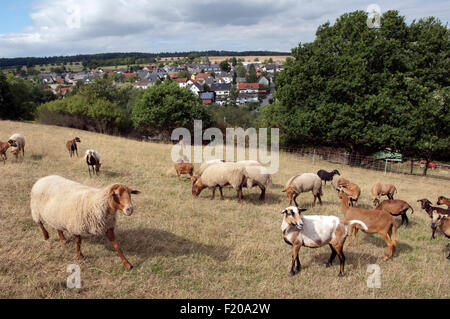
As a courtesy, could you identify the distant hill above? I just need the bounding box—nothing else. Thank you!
[0,51,291,69]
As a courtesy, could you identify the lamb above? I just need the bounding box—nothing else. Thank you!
[430,210,450,259]
[417,199,450,218]
[242,165,272,201]
[191,162,246,203]
[281,206,368,277]
[336,180,361,207]
[30,175,141,270]
[8,133,25,159]
[317,169,340,185]
[85,149,101,177]
[0,140,16,164]
[174,160,194,181]
[437,196,450,208]
[375,200,414,227]
[66,137,81,157]
[338,191,398,261]
[371,182,397,206]
[282,173,323,207]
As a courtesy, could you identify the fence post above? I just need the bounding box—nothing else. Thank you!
[312,149,316,164]
[384,159,388,175]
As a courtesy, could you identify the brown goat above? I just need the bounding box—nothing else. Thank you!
[66,137,81,157]
[0,140,17,164]
[339,192,398,261]
[336,180,361,207]
[376,200,414,227]
[174,161,194,181]
[417,199,450,218]
[371,182,397,206]
[437,196,450,208]
[430,211,450,259]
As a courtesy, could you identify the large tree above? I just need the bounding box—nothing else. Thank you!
[260,10,449,169]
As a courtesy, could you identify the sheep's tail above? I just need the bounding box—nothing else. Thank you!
[408,204,414,215]
[345,220,368,232]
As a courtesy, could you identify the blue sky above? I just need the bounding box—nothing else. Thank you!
[0,0,448,58]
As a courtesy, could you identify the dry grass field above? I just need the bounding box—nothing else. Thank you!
[0,120,448,299]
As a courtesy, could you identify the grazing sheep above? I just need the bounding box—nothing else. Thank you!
[437,196,450,208]
[85,149,101,177]
[0,140,16,164]
[371,182,397,206]
[193,159,225,179]
[417,199,450,218]
[281,206,368,277]
[191,162,246,203]
[282,173,323,207]
[336,177,350,188]
[317,169,340,185]
[376,200,414,227]
[8,133,25,159]
[30,175,141,270]
[430,210,450,259]
[335,180,361,207]
[339,191,398,261]
[174,160,194,181]
[66,137,81,157]
[243,165,272,201]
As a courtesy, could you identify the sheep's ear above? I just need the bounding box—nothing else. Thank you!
[281,209,287,215]
[130,189,141,195]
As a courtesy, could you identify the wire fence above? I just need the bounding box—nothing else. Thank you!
[280,147,450,181]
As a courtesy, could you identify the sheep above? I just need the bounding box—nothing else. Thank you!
[281,206,368,277]
[0,140,16,164]
[30,175,141,270]
[174,160,194,181]
[191,162,246,203]
[336,177,350,188]
[8,133,25,159]
[335,180,361,207]
[338,191,398,261]
[430,210,450,259]
[282,173,323,207]
[417,199,450,218]
[66,137,81,157]
[375,200,414,227]
[371,182,397,206]
[437,196,450,208]
[193,159,226,180]
[85,149,101,177]
[242,165,272,201]
[317,169,340,185]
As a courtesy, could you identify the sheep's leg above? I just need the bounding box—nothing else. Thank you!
[58,230,67,243]
[317,194,323,206]
[326,244,337,267]
[353,228,359,245]
[75,235,84,259]
[237,187,243,203]
[259,186,265,201]
[88,166,92,177]
[106,228,133,270]
[38,222,49,240]
[211,187,216,200]
[335,245,345,277]
[176,172,181,181]
[219,187,224,200]
[312,195,316,207]
[289,242,301,276]
[379,232,393,261]
[75,148,78,157]
[346,225,354,247]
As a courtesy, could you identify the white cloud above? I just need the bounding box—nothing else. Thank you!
[0,0,448,57]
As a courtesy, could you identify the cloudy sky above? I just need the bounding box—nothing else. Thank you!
[0,0,448,58]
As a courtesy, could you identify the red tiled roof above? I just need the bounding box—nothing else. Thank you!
[124,72,137,77]
[176,78,188,83]
[169,72,178,79]
[238,83,259,90]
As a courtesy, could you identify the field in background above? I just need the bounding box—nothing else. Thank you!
[160,55,291,63]
[0,120,448,299]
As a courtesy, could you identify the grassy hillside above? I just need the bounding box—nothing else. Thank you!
[0,120,448,298]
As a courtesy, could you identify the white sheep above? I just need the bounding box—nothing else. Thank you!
[243,165,272,201]
[281,206,368,277]
[283,173,323,207]
[193,159,225,179]
[8,133,25,159]
[191,162,247,203]
[30,175,141,270]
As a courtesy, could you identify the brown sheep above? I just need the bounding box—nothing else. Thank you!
[376,200,414,227]
[371,182,397,206]
[174,161,194,181]
[437,196,450,208]
[339,191,398,261]
[0,140,17,164]
[66,137,81,157]
[430,210,450,259]
[417,199,450,218]
[336,180,361,207]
